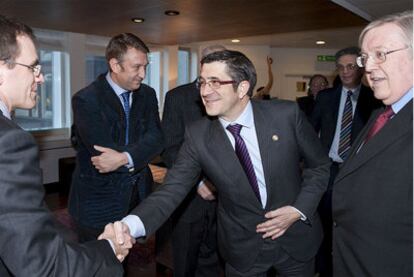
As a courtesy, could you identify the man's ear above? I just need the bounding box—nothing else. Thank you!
[237,80,250,98]
[109,58,120,73]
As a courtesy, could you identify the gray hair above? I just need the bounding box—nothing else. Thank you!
[359,10,413,51]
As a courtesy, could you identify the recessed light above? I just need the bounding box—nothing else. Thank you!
[131,17,145,23]
[316,40,326,45]
[165,10,180,16]
[231,39,240,43]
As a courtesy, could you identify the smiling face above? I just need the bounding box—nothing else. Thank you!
[361,23,413,105]
[110,47,148,91]
[200,61,250,122]
[0,35,44,111]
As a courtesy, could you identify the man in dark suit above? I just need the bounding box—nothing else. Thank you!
[69,33,163,241]
[112,50,330,276]
[310,46,382,277]
[0,14,131,276]
[296,74,328,119]
[332,11,412,276]
[161,45,225,277]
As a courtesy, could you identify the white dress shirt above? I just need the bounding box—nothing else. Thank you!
[329,85,361,163]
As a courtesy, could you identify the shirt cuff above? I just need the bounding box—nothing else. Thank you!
[197,179,205,188]
[292,207,307,221]
[123,152,134,169]
[122,215,146,238]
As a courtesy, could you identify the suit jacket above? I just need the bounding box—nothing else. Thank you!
[161,81,213,222]
[296,95,315,119]
[332,101,413,277]
[69,74,163,229]
[310,85,383,152]
[0,112,123,276]
[132,100,331,272]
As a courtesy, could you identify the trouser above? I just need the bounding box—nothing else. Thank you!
[315,162,340,277]
[225,240,314,277]
[171,200,220,277]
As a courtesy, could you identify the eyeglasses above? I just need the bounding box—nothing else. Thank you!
[196,77,236,90]
[336,63,359,72]
[356,46,409,68]
[5,61,42,77]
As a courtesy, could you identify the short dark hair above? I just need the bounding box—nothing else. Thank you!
[105,33,149,69]
[309,74,328,86]
[0,14,35,67]
[335,46,360,63]
[201,50,257,97]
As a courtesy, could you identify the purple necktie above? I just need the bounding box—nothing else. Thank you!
[364,106,394,142]
[226,124,261,202]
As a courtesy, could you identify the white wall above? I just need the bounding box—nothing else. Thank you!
[271,47,339,100]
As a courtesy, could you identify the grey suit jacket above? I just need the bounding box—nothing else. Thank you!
[0,112,123,276]
[132,99,330,272]
[332,100,413,277]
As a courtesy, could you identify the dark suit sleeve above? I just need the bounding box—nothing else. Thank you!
[72,88,163,173]
[292,104,331,219]
[0,128,123,276]
[310,93,322,132]
[125,89,164,170]
[161,90,185,168]
[131,128,202,235]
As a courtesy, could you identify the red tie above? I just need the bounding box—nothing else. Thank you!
[365,106,394,142]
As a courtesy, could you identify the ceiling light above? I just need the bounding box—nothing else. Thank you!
[165,10,180,16]
[131,17,145,23]
[231,39,240,43]
[316,40,326,45]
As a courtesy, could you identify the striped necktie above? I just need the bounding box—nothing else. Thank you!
[120,91,131,145]
[338,90,353,160]
[226,124,261,203]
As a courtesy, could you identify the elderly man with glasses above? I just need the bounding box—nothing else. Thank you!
[310,46,383,277]
[332,10,413,277]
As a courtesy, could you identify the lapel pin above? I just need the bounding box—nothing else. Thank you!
[272,134,279,141]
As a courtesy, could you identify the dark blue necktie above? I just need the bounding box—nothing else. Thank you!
[120,91,131,145]
[226,124,261,202]
[338,91,353,160]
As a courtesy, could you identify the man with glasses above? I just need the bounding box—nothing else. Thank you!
[0,14,131,276]
[160,45,225,277]
[332,10,412,276]
[105,50,331,276]
[310,46,382,277]
[69,33,163,242]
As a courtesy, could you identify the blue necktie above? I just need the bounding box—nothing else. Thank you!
[120,91,131,145]
[338,91,353,160]
[226,124,261,202]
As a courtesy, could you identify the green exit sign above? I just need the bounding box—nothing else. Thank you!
[317,55,336,62]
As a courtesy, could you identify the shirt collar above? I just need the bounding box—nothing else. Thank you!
[219,101,254,129]
[391,87,413,114]
[0,99,11,119]
[342,84,361,98]
[106,72,128,96]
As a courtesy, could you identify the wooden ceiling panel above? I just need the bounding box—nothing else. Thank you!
[0,0,368,45]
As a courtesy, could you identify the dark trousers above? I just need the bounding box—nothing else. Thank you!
[315,162,340,277]
[225,240,314,277]
[171,200,220,277]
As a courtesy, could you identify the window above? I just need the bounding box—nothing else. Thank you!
[86,55,107,85]
[177,48,191,86]
[14,50,70,131]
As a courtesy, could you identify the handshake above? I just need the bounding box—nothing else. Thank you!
[98,221,135,262]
